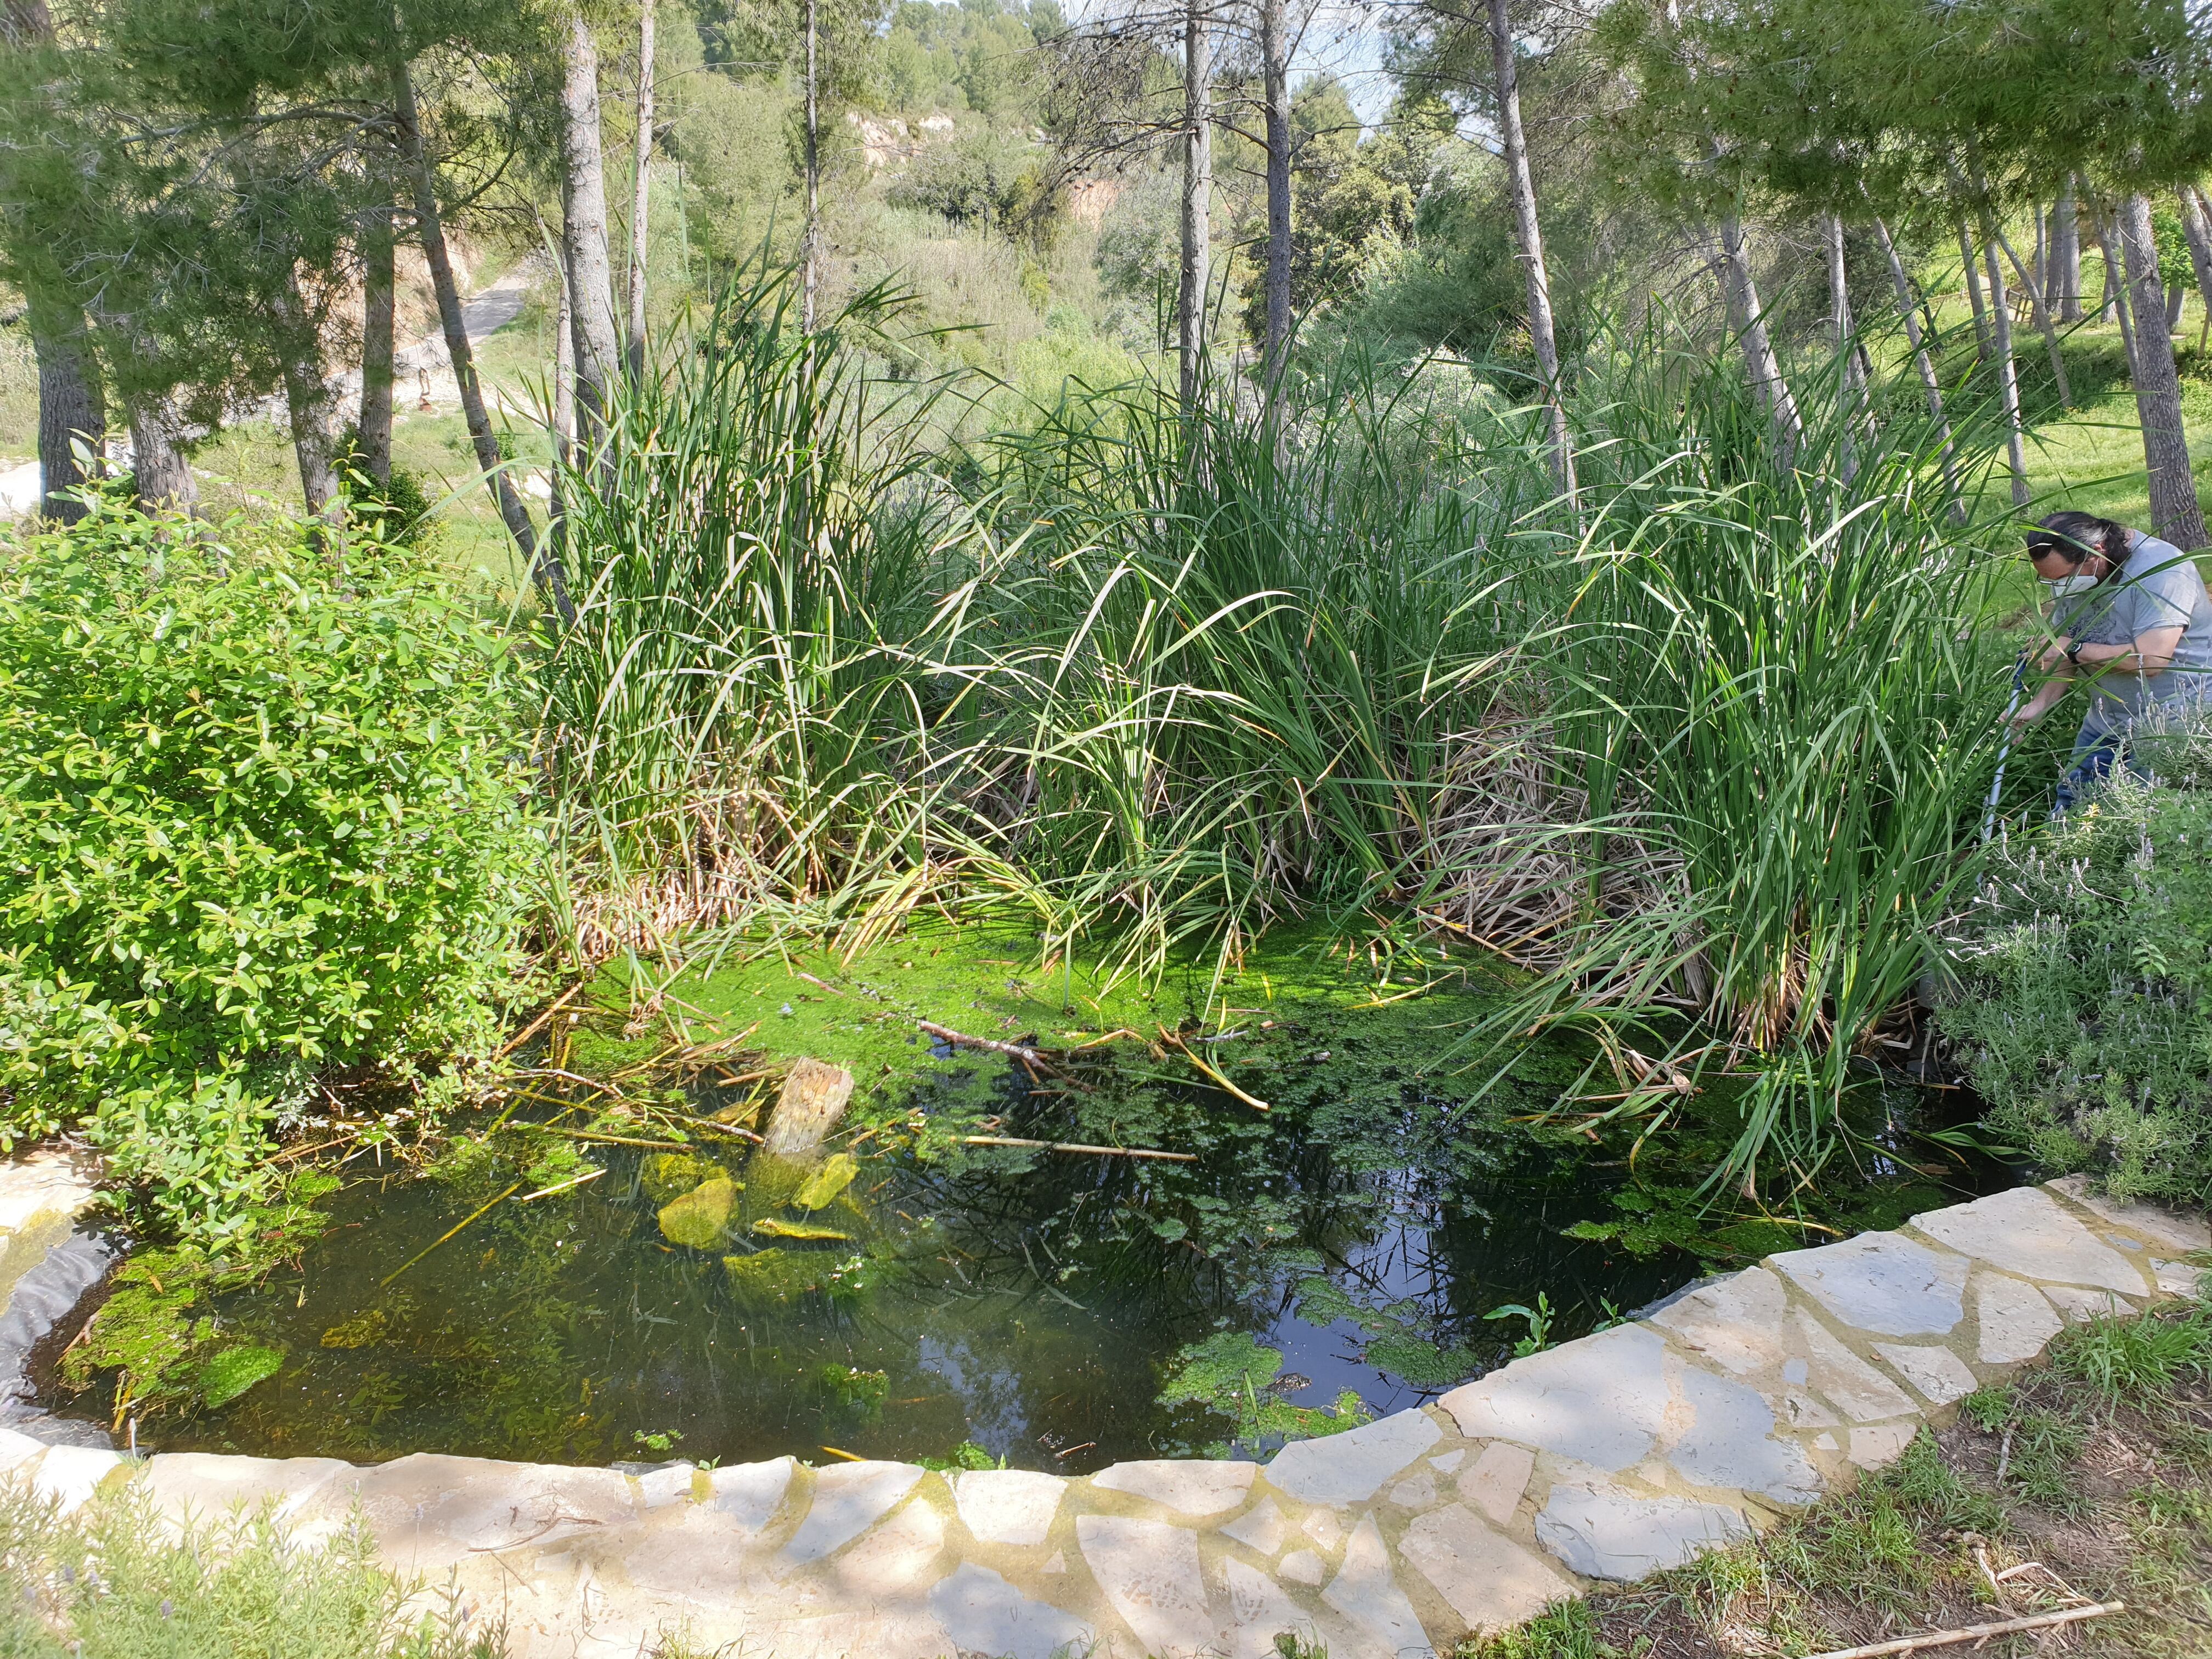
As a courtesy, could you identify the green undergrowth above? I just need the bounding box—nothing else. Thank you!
[1469,1297,2212,1658]
[0,496,541,1239]
[0,1477,503,1658]
[1942,715,2212,1209]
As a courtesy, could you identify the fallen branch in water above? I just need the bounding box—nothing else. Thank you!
[1803,1601,2124,1659]
[962,1135,1197,1164]
[516,1124,705,1152]
[381,1182,521,1286]
[517,1167,607,1201]
[495,984,586,1059]
[918,1021,1056,1066]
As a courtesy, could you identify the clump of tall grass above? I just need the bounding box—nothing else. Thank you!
[543,264,2019,1191]
[540,269,995,956]
[1451,327,2019,1195]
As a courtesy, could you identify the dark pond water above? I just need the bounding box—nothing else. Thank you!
[42,926,2010,1474]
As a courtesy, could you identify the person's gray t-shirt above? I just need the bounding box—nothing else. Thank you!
[2056,530,2212,731]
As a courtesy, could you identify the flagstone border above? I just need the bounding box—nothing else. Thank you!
[0,1153,2200,1659]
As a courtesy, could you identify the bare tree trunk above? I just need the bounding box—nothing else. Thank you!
[2186,185,2212,355]
[127,393,195,514]
[2032,204,2046,297]
[29,299,101,525]
[2118,192,2208,549]
[1826,215,1864,482]
[2094,204,2137,365]
[1976,218,2029,507]
[359,203,396,487]
[626,0,654,379]
[276,266,341,520]
[1990,216,2072,407]
[1713,212,1801,459]
[391,54,573,620]
[552,260,575,557]
[1259,0,1292,391]
[2052,179,2081,321]
[802,0,819,330]
[560,9,620,435]
[1177,0,1210,419]
[1957,222,1990,358]
[1492,0,1572,495]
[1875,215,1960,515]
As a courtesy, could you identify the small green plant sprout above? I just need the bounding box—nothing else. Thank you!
[1485,1293,1555,1358]
[1960,1385,2015,1432]
[631,1429,686,1454]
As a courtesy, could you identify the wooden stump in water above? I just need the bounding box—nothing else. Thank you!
[761,1059,855,1159]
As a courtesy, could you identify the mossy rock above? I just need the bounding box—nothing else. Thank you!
[795,1152,859,1211]
[722,1248,825,1306]
[742,1153,810,1212]
[658,1176,739,1249]
[641,1152,720,1207]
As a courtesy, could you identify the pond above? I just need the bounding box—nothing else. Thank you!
[41,923,2010,1474]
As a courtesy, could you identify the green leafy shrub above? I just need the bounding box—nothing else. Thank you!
[1939,719,2212,1208]
[0,498,540,1234]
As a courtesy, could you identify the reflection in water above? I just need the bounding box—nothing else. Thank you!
[44,985,2005,1472]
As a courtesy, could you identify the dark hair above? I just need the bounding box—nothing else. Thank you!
[2024,510,2131,570]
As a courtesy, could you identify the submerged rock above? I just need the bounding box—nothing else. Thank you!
[762,1059,855,1159]
[658,1176,739,1249]
[641,1152,719,1207]
[794,1153,859,1211]
[723,1248,826,1305]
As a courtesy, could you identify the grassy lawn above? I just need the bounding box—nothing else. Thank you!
[1473,1299,2212,1659]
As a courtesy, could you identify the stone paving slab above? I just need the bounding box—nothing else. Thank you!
[0,1158,2200,1659]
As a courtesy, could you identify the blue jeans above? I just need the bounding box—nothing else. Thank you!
[2054,721,2145,814]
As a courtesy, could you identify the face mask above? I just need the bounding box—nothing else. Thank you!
[2046,573,2099,597]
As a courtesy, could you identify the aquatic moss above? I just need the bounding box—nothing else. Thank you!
[1157,1331,1374,1456]
[658,1177,739,1249]
[319,1311,388,1350]
[199,1345,285,1410]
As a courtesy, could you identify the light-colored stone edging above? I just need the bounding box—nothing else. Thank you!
[0,1160,2201,1659]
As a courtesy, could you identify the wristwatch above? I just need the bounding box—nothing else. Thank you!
[2064,640,2084,666]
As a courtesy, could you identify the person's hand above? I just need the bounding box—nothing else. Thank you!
[2007,702,2040,729]
[2036,637,2073,673]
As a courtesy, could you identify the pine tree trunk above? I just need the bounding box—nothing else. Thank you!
[127,392,195,514]
[276,266,341,520]
[2052,180,2081,321]
[802,0,819,330]
[1977,218,2029,507]
[2183,185,2212,354]
[359,203,396,487]
[2032,205,2046,297]
[2095,205,2138,368]
[1713,212,1801,460]
[29,298,101,525]
[1492,0,1572,495]
[560,9,620,434]
[1177,0,1210,419]
[1957,222,1990,359]
[1259,0,1292,391]
[626,0,654,380]
[1875,215,1960,514]
[1990,217,2072,407]
[391,54,573,620]
[2118,192,2208,549]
